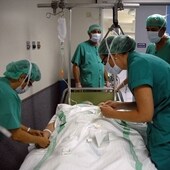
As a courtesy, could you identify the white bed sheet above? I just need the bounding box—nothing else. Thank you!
[20,104,157,170]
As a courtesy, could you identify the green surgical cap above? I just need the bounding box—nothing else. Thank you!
[146,14,166,27]
[98,36,115,55]
[109,35,136,54]
[88,24,102,33]
[4,59,41,81]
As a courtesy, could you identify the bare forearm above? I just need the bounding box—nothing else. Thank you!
[104,70,109,82]
[73,65,80,83]
[110,109,150,123]
[43,122,55,138]
[21,124,29,132]
[120,102,137,110]
[11,128,43,144]
[105,100,136,110]
[45,123,55,132]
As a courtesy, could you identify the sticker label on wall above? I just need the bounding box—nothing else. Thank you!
[137,43,146,48]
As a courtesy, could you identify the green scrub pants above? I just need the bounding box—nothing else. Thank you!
[149,142,170,170]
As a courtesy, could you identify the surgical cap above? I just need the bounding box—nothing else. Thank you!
[98,36,115,55]
[88,24,102,33]
[146,14,166,27]
[109,35,136,54]
[4,60,41,81]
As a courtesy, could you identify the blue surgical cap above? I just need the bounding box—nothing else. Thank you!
[88,24,102,33]
[146,14,166,28]
[4,59,41,81]
[109,35,136,54]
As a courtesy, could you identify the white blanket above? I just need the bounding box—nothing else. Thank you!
[20,104,157,170]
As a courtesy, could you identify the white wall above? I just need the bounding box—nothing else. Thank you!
[0,0,98,99]
[0,0,66,99]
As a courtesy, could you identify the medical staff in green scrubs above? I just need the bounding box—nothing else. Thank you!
[146,14,170,64]
[116,14,170,91]
[71,24,109,88]
[99,35,170,170]
[0,60,50,148]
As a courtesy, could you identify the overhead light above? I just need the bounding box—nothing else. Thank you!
[123,3,140,8]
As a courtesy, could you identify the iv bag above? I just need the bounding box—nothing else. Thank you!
[57,17,67,43]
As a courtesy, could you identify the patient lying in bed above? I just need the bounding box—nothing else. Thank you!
[20,103,157,170]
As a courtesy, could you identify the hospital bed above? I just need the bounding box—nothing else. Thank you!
[19,88,156,170]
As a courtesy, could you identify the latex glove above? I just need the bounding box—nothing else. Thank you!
[75,82,82,88]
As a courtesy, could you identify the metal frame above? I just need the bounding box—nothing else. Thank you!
[60,87,124,104]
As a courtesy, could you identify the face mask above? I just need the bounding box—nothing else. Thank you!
[105,62,122,75]
[90,33,101,42]
[15,61,32,94]
[15,84,29,94]
[147,31,162,43]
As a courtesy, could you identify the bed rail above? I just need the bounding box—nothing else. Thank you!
[60,87,124,105]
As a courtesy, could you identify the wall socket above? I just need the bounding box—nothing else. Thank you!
[32,41,36,49]
[26,41,41,50]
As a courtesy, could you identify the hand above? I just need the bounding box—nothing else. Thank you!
[29,129,44,137]
[43,131,50,139]
[106,81,111,87]
[75,82,82,88]
[37,137,50,148]
[104,100,122,109]
[100,105,116,118]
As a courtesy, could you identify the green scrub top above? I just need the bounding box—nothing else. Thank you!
[127,51,170,146]
[0,77,21,130]
[146,37,170,64]
[128,51,170,169]
[71,40,105,87]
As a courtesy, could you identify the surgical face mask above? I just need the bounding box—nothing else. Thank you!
[147,31,162,43]
[15,82,29,94]
[105,61,122,75]
[15,61,32,94]
[90,33,101,43]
